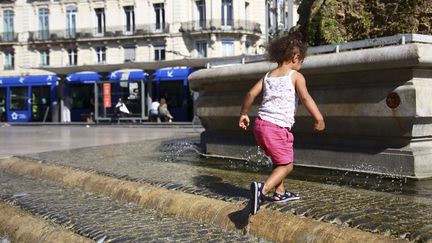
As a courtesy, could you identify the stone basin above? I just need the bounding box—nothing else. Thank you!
[189,42,432,179]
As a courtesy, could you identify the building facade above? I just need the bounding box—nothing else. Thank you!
[0,0,288,72]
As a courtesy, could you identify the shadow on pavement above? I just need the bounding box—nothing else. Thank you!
[192,175,250,198]
[228,201,252,230]
[192,175,253,230]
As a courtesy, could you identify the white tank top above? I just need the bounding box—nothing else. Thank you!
[258,70,298,129]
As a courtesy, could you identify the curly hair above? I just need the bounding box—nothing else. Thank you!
[267,31,308,64]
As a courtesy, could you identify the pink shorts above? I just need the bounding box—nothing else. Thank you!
[253,117,294,165]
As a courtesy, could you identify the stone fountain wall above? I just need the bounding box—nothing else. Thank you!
[189,43,432,179]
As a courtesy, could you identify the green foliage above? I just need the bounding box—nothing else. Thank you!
[298,0,432,46]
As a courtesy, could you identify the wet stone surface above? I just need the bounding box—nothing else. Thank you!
[25,138,432,242]
[0,237,10,243]
[0,170,271,243]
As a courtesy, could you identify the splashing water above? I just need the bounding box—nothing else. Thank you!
[159,139,432,198]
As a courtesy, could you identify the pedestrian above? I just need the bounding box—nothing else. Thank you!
[158,98,174,122]
[238,31,325,215]
[149,99,160,122]
[115,98,130,116]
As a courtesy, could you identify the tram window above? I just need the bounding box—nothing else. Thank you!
[159,81,183,108]
[0,88,6,121]
[31,86,50,121]
[10,87,28,110]
[70,84,93,109]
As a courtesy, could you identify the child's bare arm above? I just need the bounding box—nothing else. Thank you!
[294,72,325,132]
[239,78,263,130]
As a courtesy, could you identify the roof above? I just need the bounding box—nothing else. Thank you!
[152,67,196,81]
[65,71,102,83]
[28,55,253,76]
[108,69,149,81]
[0,75,57,86]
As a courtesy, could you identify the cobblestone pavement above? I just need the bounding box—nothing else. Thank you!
[24,138,432,242]
[0,170,270,243]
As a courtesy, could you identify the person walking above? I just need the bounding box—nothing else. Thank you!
[239,31,325,215]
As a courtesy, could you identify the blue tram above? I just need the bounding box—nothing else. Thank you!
[0,75,57,122]
[151,67,196,121]
[64,71,101,122]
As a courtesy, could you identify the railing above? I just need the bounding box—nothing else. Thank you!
[28,30,50,41]
[180,19,261,34]
[307,33,432,54]
[28,24,170,42]
[0,32,18,42]
[3,64,14,70]
[207,33,432,68]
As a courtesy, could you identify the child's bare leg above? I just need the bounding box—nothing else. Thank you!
[272,165,286,194]
[262,163,293,195]
[274,181,285,194]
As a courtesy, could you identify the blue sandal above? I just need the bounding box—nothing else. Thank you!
[250,182,266,215]
[272,191,300,203]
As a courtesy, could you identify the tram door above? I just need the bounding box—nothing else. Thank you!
[0,88,6,122]
[31,86,51,121]
[69,84,94,121]
[158,80,190,121]
[8,86,30,122]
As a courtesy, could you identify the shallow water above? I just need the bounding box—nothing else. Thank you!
[160,140,432,201]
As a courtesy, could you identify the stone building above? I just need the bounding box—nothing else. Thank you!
[0,0,297,72]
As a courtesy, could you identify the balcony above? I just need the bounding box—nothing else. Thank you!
[28,30,50,41]
[179,19,261,34]
[28,23,170,42]
[0,32,18,42]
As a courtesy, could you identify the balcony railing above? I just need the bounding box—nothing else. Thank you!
[28,30,50,41]
[28,23,170,42]
[0,32,18,42]
[3,64,14,70]
[179,19,261,34]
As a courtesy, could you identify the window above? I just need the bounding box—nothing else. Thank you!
[245,2,250,22]
[95,8,105,36]
[95,47,106,64]
[4,51,14,70]
[194,0,206,29]
[124,6,135,34]
[267,1,275,30]
[3,10,14,41]
[38,8,49,40]
[70,84,93,109]
[196,41,207,58]
[40,49,49,66]
[10,87,28,111]
[221,40,234,56]
[0,88,6,122]
[221,0,233,27]
[68,48,78,65]
[154,3,165,32]
[124,46,135,62]
[154,46,165,61]
[66,6,77,38]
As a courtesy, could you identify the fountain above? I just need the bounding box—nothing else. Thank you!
[189,34,432,179]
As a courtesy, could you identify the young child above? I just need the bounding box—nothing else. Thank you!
[239,32,325,215]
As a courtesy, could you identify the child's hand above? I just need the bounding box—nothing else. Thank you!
[314,119,325,132]
[239,114,250,130]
